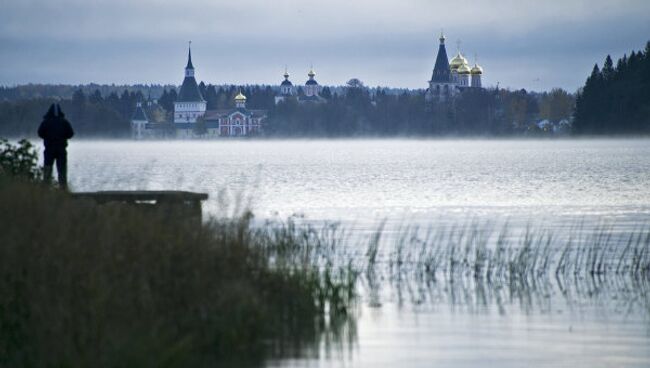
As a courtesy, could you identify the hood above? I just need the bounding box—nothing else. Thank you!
[44,104,57,119]
[56,104,65,118]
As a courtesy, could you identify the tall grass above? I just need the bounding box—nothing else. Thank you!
[0,177,356,367]
[380,223,650,282]
[359,221,650,313]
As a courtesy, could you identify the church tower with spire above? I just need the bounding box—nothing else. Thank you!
[425,32,456,102]
[174,42,207,137]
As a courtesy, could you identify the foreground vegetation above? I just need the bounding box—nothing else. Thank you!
[0,142,357,367]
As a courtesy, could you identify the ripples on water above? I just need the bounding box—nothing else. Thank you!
[64,139,650,367]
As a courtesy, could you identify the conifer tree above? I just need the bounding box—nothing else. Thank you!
[573,42,650,134]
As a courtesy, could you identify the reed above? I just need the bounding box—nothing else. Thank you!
[0,177,356,367]
[383,223,650,284]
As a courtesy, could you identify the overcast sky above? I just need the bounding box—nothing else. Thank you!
[1,0,649,91]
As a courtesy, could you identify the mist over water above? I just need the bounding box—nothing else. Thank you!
[67,139,650,229]
[63,138,650,367]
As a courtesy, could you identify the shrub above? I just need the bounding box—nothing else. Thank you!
[0,139,41,180]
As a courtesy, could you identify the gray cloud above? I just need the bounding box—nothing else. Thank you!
[1,0,649,91]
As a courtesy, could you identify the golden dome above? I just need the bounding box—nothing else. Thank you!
[457,63,471,74]
[471,64,483,75]
[449,52,468,70]
[234,91,247,101]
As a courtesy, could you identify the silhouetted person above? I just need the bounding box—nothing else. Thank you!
[38,104,74,189]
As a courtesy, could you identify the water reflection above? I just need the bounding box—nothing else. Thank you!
[362,222,650,317]
[265,219,650,367]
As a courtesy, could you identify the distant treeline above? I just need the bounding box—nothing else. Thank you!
[268,86,573,137]
[0,84,175,101]
[0,90,136,138]
[0,82,574,137]
[573,41,650,134]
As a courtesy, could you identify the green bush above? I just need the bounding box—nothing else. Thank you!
[0,139,41,181]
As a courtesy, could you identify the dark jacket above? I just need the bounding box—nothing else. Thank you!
[38,104,74,149]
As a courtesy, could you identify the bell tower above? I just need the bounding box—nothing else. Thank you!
[185,41,195,78]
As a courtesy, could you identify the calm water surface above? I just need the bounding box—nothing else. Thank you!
[64,139,650,367]
[67,139,650,223]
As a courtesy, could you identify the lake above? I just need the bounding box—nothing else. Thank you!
[65,139,650,367]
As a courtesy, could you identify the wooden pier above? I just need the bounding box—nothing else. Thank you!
[71,190,209,224]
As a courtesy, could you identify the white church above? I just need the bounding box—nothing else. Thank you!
[425,32,484,102]
[132,45,266,139]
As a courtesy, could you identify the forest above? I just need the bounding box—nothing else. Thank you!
[573,41,650,134]
[0,81,574,138]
